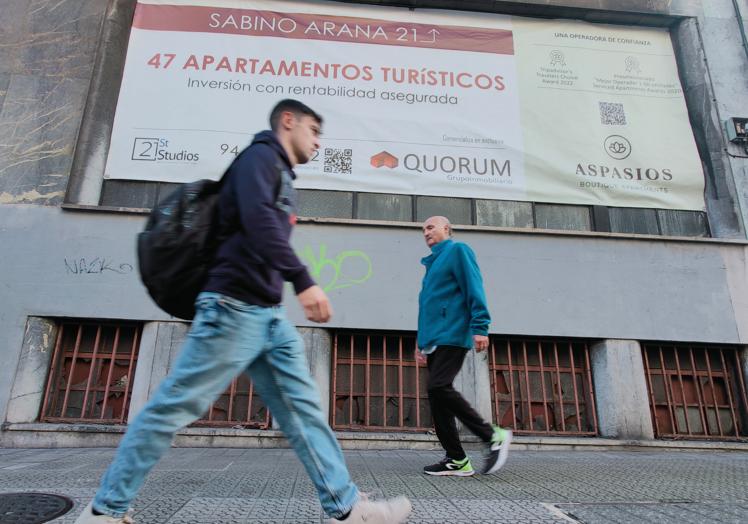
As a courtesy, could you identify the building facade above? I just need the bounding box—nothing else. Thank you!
[1,0,748,448]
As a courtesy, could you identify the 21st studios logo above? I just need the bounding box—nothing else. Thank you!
[131,137,200,163]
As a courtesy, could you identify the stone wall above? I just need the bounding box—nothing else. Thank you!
[0,0,108,205]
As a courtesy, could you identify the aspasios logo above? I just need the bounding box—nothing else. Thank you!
[576,136,674,189]
[604,135,631,160]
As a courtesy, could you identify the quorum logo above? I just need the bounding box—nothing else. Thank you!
[370,151,398,169]
[370,150,510,177]
[604,135,632,160]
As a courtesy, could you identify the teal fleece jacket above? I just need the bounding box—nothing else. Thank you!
[417,239,491,350]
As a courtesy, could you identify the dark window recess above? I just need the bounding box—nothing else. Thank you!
[488,337,599,436]
[99,180,181,208]
[193,374,271,429]
[40,321,142,424]
[332,330,431,432]
[642,343,748,440]
[97,180,711,238]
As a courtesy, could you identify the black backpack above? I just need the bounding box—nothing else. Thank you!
[137,177,225,320]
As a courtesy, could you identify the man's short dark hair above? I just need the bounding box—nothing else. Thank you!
[269,99,323,131]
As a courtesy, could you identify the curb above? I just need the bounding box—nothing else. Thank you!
[2,423,748,451]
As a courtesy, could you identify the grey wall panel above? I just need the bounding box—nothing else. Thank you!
[0,205,743,339]
[0,0,108,206]
[0,0,106,78]
[5,317,57,424]
[0,74,9,114]
[0,1,27,74]
[702,0,745,19]
[695,11,748,240]
[0,75,89,205]
[338,0,703,20]
[671,17,745,239]
[65,0,137,205]
[6,0,748,426]
[17,0,106,79]
[722,247,748,343]
[1,207,747,419]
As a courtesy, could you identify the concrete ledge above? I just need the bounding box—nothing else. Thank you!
[2,423,748,452]
[58,206,748,246]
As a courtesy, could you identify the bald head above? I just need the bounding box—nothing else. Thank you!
[423,216,452,247]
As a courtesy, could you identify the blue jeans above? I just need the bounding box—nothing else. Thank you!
[93,292,359,519]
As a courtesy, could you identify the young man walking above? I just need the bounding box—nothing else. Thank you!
[75,100,411,524]
[416,215,512,477]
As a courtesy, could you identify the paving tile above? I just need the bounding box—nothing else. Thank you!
[555,502,748,524]
[0,448,744,523]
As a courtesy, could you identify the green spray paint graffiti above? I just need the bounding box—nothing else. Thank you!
[299,244,373,292]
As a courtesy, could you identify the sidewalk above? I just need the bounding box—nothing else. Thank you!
[1,447,747,523]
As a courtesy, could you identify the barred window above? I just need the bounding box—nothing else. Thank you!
[41,321,142,424]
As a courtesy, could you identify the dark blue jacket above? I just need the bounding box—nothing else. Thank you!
[417,239,491,350]
[204,131,314,306]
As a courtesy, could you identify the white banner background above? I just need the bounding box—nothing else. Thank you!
[104,0,705,211]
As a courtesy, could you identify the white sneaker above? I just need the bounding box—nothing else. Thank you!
[73,502,134,523]
[328,496,412,523]
[483,426,513,474]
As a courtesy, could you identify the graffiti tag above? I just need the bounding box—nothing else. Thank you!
[299,244,372,292]
[64,257,134,275]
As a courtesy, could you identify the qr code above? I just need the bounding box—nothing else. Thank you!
[599,102,627,125]
[324,148,352,174]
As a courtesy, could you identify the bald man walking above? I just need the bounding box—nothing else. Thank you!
[416,216,512,476]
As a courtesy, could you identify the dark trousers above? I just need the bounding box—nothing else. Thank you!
[427,345,493,460]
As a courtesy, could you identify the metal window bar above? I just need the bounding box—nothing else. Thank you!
[642,344,748,440]
[332,330,431,432]
[40,321,142,424]
[193,373,271,429]
[489,337,598,436]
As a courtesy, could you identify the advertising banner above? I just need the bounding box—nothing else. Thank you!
[104,0,705,210]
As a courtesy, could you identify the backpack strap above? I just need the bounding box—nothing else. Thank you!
[273,159,296,216]
[273,159,285,199]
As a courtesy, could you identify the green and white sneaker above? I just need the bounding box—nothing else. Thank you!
[483,425,512,474]
[423,456,475,476]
